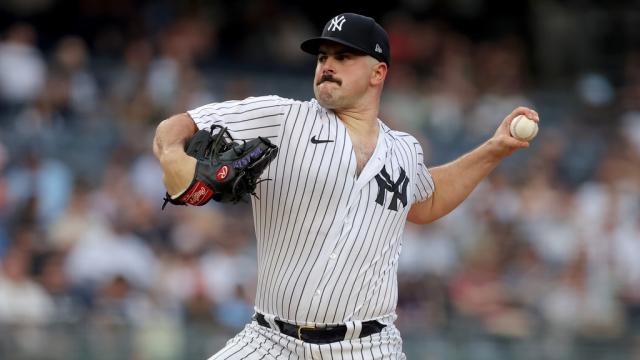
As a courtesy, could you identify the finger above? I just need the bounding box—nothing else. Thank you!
[504,135,530,148]
[507,106,539,122]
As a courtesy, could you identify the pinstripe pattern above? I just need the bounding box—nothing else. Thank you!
[207,321,406,359]
[188,96,433,358]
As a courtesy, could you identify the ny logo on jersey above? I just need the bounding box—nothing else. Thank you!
[374,166,409,211]
[327,15,346,31]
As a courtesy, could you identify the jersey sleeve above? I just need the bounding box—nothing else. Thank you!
[413,141,435,203]
[187,95,292,143]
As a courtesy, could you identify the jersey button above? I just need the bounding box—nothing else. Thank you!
[329,253,337,260]
[315,289,322,296]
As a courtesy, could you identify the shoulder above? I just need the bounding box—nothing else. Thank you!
[251,96,330,113]
[380,122,422,149]
[254,96,319,107]
[274,98,333,123]
[190,95,299,110]
[236,95,295,107]
[281,98,328,113]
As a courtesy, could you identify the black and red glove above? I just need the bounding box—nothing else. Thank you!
[162,125,278,209]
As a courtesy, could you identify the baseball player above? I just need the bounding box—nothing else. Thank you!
[153,13,539,359]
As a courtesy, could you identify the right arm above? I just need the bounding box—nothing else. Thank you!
[153,113,198,196]
[407,106,538,224]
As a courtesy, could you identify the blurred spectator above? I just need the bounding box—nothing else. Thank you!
[91,275,147,325]
[0,23,46,109]
[469,38,533,138]
[0,246,54,357]
[64,209,157,291]
[449,233,534,339]
[12,70,74,144]
[541,249,623,338]
[51,36,99,116]
[129,151,166,205]
[0,141,10,257]
[620,51,640,157]
[183,270,216,325]
[200,217,256,329]
[147,18,215,115]
[48,181,99,251]
[156,252,203,309]
[0,247,53,324]
[400,222,458,277]
[36,250,85,323]
[107,38,153,103]
[5,147,73,228]
[269,11,315,66]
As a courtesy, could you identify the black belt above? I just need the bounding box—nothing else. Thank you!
[254,313,386,344]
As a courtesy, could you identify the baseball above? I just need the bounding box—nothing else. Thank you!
[509,114,538,141]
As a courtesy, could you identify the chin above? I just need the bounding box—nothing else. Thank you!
[315,89,341,109]
[317,97,339,110]
[316,96,330,108]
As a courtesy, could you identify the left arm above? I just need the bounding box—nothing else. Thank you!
[407,107,539,224]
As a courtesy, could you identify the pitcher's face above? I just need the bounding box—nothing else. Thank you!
[313,43,375,110]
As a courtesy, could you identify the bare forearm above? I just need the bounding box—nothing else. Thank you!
[429,140,503,219]
[153,113,198,195]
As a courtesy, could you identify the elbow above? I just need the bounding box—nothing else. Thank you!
[407,199,438,225]
[152,119,169,159]
[407,212,435,225]
[153,113,197,159]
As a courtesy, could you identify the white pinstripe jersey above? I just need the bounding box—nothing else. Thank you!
[188,95,434,326]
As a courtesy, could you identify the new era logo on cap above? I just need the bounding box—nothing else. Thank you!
[300,13,391,66]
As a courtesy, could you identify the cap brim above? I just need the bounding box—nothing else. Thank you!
[300,37,370,57]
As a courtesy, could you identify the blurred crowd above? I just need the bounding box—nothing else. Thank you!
[0,1,639,359]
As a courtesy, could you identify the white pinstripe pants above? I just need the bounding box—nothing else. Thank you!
[207,321,406,359]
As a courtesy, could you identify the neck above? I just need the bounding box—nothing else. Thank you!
[336,110,378,133]
[334,96,380,133]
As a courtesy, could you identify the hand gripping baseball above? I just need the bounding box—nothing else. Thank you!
[162,125,278,209]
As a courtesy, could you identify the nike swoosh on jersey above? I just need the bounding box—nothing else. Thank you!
[310,136,334,144]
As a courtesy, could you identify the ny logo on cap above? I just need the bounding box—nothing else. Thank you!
[328,15,346,31]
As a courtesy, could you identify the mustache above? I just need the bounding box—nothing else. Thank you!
[317,74,342,86]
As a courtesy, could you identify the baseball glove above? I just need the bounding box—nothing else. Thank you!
[162,125,278,209]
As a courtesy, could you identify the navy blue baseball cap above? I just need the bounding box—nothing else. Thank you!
[301,13,390,66]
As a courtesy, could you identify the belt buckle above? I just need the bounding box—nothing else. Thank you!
[297,325,315,340]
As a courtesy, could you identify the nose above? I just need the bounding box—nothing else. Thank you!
[320,57,336,75]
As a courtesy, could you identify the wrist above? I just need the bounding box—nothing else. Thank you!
[159,148,197,196]
[483,138,510,162]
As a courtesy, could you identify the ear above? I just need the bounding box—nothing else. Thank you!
[370,62,388,86]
